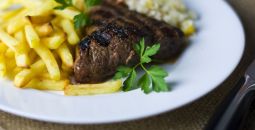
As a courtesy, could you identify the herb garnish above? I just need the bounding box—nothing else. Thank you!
[114,38,169,94]
[54,0,101,29]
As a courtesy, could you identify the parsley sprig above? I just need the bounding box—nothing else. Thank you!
[54,0,101,29]
[114,38,169,94]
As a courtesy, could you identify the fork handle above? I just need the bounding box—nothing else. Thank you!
[205,76,255,130]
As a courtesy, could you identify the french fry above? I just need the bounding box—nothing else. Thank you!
[51,17,62,28]
[41,30,65,49]
[14,31,31,67]
[12,0,42,8]
[25,79,69,91]
[61,64,73,75]
[14,69,34,87]
[28,15,54,24]
[0,43,8,54]
[34,44,61,80]
[60,19,80,45]
[6,67,22,80]
[7,17,30,34]
[54,8,79,21]
[0,8,24,22]
[28,50,38,63]
[30,59,46,72]
[39,73,52,79]
[5,48,15,58]
[3,8,28,29]
[5,57,17,79]
[57,43,74,67]
[14,60,45,87]
[24,24,40,48]
[65,80,122,96]
[15,53,31,67]
[5,58,16,69]
[0,28,19,52]
[0,0,12,10]
[60,71,70,79]
[24,0,57,16]
[40,71,69,80]
[73,0,85,11]
[14,30,30,54]
[0,55,6,77]
[34,23,53,37]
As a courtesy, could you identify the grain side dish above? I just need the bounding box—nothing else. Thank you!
[124,0,196,36]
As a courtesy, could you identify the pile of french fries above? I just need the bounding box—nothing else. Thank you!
[0,0,122,96]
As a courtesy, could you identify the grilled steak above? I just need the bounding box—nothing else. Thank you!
[74,0,185,83]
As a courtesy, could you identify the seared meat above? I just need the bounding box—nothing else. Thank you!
[74,0,185,83]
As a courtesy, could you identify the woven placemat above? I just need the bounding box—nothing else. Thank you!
[0,0,255,130]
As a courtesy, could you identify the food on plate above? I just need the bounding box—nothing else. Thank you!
[74,0,185,84]
[125,0,196,36]
[65,80,122,96]
[0,0,196,95]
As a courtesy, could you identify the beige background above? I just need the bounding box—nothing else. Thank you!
[0,0,255,130]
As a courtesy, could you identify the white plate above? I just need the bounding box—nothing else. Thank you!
[0,0,245,124]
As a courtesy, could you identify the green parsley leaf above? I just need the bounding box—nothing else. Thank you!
[141,43,160,63]
[141,56,152,63]
[115,38,170,94]
[74,13,90,29]
[151,76,169,92]
[139,38,145,57]
[85,0,102,9]
[133,43,141,55]
[148,65,168,77]
[123,69,137,91]
[149,65,169,92]
[144,44,160,57]
[54,0,101,29]
[138,74,151,94]
[113,66,132,80]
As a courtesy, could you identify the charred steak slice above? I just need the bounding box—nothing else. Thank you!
[75,20,142,83]
[74,2,185,84]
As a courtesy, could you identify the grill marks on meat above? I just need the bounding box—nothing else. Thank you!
[74,1,185,83]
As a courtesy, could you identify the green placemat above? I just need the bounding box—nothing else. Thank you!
[0,0,255,130]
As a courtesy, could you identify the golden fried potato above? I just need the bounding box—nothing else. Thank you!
[0,8,24,22]
[0,43,8,54]
[57,43,74,67]
[28,15,54,24]
[14,30,30,54]
[7,17,30,34]
[14,69,34,87]
[65,80,122,96]
[7,67,22,80]
[60,19,80,45]
[34,23,54,37]
[41,31,66,49]
[15,53,31,67]
[24,24,40,48]
[14,60,46,87]
[5,48,15,58]
[24,0,58,16]
[0,0,12,10]
[54,8,79,21]
[0,55,6,77]
[34,44,61,80]
[0,28,19,52]
[25,79,69,91]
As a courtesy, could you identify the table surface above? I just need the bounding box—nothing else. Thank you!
[0,0,255,130]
